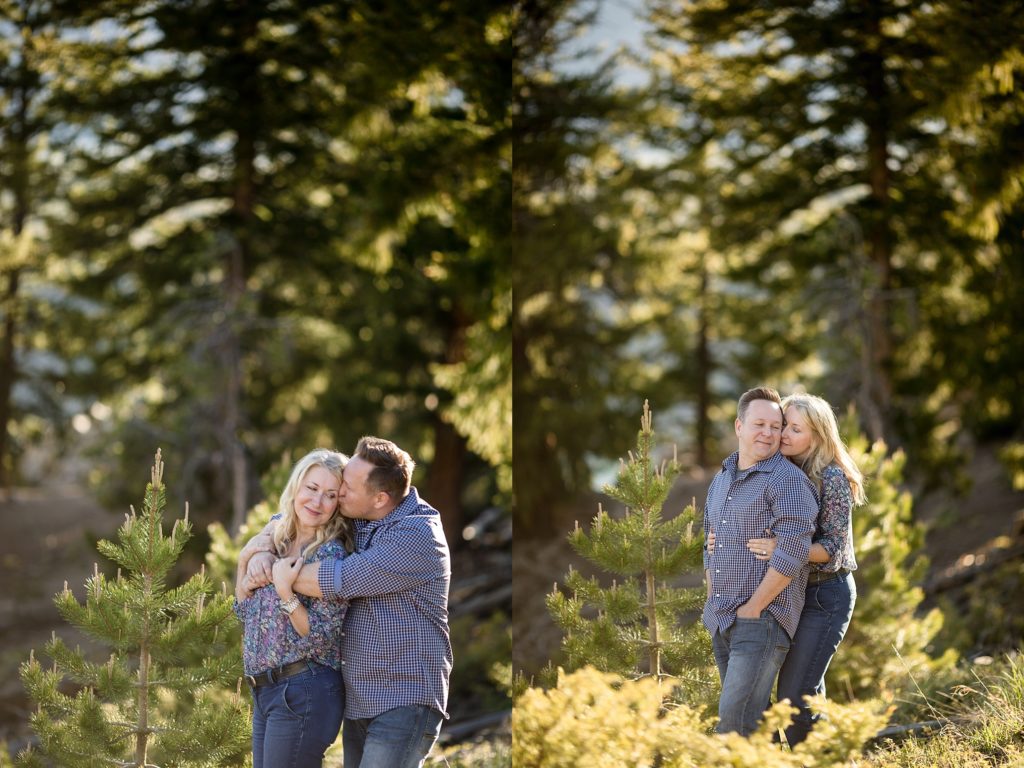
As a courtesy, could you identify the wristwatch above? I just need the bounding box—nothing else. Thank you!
[280,595,301,615]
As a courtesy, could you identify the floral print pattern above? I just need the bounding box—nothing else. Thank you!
[811,463,858,574]
[234,538,348,675]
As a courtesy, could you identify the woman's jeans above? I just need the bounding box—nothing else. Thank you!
[711,611,791,736]
[342,705,444,768]
[777,571,856,747]
[251,662,344,768]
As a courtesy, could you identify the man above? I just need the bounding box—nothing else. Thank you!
[244,436,452,768]
[703,386,817,736]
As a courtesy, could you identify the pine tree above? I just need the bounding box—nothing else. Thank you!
[15,450,249,768]
[825,417,957,704]
[545,401,713,702]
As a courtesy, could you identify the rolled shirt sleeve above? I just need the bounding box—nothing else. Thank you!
[767,473,817,578]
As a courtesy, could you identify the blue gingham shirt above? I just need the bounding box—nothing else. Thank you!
[702,451,818,639]
[318,487,452,720]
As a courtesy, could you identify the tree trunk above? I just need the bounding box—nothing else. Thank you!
[428,305,471,547]
[225,14,258,533]
[1,58,31,493]
[428,417,467,548]
[695,266,711,467]
[0,268,20,493]
[226,131,252,534]
[859,3,895,444]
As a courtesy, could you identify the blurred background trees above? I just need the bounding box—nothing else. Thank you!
[513,0,1024,536]
[0,0,512,546]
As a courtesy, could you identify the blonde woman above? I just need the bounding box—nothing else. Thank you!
[708,394,864,746]
[235,449,354,768]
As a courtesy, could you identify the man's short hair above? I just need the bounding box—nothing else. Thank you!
[737,386,782,421]
[354,436,415,499]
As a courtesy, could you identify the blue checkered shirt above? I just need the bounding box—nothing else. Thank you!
[318,487,452,720]
[702,451,818,639]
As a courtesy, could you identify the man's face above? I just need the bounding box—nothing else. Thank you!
[735,399,783,468]
[338,455,387,520]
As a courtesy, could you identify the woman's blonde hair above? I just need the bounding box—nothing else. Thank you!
[273,449,354,557]
[782,394,866,506]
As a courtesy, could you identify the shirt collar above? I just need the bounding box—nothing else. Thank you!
[722,449,784,477]
[355,486,422,532]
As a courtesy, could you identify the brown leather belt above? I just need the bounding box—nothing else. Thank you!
[245,660,311,688]
[807,568,850,585]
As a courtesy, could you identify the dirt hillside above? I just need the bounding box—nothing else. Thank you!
[0,486,121,755]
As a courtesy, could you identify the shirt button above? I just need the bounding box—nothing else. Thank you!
[727,496,732,500]
[716,569,720,573]
[341,661,346,665]
[715,593,721,598]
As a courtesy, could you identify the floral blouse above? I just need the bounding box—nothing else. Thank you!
[233,538,348,676]
[811,463,858,574]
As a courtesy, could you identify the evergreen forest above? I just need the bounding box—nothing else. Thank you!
[513,1,1024,766]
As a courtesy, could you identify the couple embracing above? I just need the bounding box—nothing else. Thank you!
[703,386,865,745]
[233,436,452,768]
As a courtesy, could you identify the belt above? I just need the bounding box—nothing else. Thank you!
[807,568,849,585]
[245,660,311,689]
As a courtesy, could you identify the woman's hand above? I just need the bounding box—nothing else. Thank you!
[706,531,716,550]
[747,536,776,561]
[272,556,304,600]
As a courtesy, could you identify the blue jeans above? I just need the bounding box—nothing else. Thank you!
[712,611,791,735]
[251,662,344,768]
[777,572,856,747]
[342,705,444,768]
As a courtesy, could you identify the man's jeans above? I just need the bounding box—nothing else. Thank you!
[777,572,856,746]
[342,705,444,768]
[712,611,791,736]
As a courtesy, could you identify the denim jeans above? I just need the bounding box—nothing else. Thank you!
[250,662,344,768]
[342,705,444,768]
[777,571,856,747]
[712,610,791,735]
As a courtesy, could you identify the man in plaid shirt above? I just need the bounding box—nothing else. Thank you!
[245,437,451,768]
[703,387,817,736]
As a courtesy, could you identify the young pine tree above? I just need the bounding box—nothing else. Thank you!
[546,401,712,699]
[16,450,250,768]
[826,416,958,706]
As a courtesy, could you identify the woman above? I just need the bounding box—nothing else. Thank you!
[708,393,865,746]
[235,449,353,768]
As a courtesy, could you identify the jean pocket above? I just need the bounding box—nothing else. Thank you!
[281,676,311,720]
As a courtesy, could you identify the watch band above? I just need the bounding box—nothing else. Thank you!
[280,595,301,615]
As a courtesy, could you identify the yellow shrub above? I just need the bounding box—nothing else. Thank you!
[513,667,890,768]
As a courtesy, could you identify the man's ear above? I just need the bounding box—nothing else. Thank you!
[734,418,743,437]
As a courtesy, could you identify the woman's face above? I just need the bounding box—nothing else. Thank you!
[781,406,816,462]
[293,465,341,531]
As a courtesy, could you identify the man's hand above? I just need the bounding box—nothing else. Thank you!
[736,602,762,620]
[246,551,276,587]
[240,532,274,564]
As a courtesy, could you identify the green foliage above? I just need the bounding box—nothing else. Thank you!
[546,402,713,700]
[512,666,889,768]
[15,450,249,768]
[1000,443,1024,491]
[864,655,1024,768]
[826,430,957,704]
[449,611,513,714]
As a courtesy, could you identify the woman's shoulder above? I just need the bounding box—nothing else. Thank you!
[311,538,347,560]
[822,462,846,481]
[821,463,853,500]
